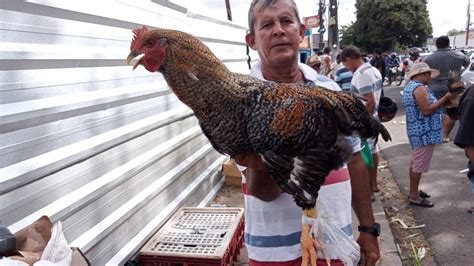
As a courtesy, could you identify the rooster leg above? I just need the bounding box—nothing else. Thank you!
[261,150,339,265]
[301,208,330,266]
[301,208,318,266]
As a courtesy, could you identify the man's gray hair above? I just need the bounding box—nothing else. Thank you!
[247,0,301,35]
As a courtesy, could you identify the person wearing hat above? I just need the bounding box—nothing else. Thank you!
[305,54,322,74]
[402,62,457,208]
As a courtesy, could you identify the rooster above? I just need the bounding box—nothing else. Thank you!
[127,26,391,265]
[446,70,467,120]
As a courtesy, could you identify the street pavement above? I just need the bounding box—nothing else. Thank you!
[378,85,473,265]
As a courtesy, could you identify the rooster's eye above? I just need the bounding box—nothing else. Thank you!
[147,40,154,47]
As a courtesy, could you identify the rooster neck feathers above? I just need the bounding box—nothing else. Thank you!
[133,27,246,113]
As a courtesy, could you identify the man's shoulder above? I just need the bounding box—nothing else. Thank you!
[353,65,381,85]
[355,64,379,76]
[336,67,350,75]
[299,63,341,91]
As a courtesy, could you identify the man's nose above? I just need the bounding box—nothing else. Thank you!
[272,22,285,36]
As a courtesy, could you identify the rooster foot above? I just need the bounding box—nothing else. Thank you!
[301,209,330,266]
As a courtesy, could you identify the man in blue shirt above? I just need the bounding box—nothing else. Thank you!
[335,65,353,92]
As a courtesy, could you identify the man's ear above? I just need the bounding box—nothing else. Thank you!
[245,33,257,50]
[299,23,306,42]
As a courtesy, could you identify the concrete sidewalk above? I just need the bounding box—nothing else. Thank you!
[353,193,402,266]
[350,156,402,266]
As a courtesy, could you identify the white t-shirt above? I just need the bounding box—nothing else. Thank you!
[351,62,383,118]
[239,62,354,263]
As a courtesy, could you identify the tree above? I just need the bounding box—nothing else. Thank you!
[447,29,461,36]
[340,22,356,47]
[351,0,432,52]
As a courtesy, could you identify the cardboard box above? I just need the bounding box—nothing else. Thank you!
[221,159,242,187]
[71,248,91,266]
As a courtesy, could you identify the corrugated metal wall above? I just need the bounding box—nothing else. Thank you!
[0,0,250,264]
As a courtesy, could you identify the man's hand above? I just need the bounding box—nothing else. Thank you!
[234,153,281,201]
[233,153,265,169]
[357,232,380,266]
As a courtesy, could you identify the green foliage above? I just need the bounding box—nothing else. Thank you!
[340,22,356,47]
[348,0,432,52]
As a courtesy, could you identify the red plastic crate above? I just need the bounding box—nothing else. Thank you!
[140,207,244,266]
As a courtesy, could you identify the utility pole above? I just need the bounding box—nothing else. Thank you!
[318,0,326,50]
[328,0,338,54]
[225,0,232,21]
[467,0,471,46]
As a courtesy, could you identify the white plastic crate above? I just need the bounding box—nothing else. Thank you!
[140,207,244,265]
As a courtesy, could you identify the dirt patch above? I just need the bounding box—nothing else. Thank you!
[377,159,437,266]
[210,184,244,207]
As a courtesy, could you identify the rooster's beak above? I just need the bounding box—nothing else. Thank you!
[127,51,145,70]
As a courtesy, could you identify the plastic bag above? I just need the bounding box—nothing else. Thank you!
[36,221,72,266]
[312,217,360,266]
[360,140,374,168]
[312,201,361,266]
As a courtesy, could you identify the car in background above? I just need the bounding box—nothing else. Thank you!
[420,52,432,61]
[461,61,474,85]
[463,49,474,61]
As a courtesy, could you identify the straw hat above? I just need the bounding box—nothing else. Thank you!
[306,55,322,67]
[407,62,440,80]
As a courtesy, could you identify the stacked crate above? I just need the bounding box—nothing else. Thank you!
[140,207,244,266]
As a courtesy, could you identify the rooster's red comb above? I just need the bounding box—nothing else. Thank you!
[131,26,148,50]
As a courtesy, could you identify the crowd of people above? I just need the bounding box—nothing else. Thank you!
[232,0,473,265]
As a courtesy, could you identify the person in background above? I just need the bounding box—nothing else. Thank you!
[335,58,353,93]
[329,54,343,79]
[305,54,322,74]
[341,46,383,198]
[320,46,333,77]
[402,62,456,207]
[387,53,400,68]
[424,36,470,143]
[403,48,421,73]
[237,1,380,265]
[370,48,386,95]
[454,86,474,215]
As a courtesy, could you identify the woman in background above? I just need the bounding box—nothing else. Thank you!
[402,62,456,208]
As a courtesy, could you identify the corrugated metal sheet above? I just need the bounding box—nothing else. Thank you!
[0,1,250,264]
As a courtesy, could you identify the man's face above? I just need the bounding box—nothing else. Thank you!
[343,58,356,73]
[245,0,305,67]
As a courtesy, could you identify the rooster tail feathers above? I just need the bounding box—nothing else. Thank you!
[331,92,392,142]
[356,117,392,142]
[375,119,392,142]
[261,137,352,210]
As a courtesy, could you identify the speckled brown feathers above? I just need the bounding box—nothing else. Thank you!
[129,27,391,209]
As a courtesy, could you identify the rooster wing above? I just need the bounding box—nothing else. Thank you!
[238,77,390,208]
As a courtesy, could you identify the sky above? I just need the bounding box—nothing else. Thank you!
[295,0,470,37]
[171,0,470,37]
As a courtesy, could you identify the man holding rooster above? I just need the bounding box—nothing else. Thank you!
[234,0,381,265]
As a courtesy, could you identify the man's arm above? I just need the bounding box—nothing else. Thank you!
[463,55,470,68]
[325,56,332,74]
[347,151,380,265]
[363,92,377,114]
[233,154,282,201]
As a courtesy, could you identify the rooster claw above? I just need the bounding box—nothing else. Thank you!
[301,223,317,266]
[301,224,330,266]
